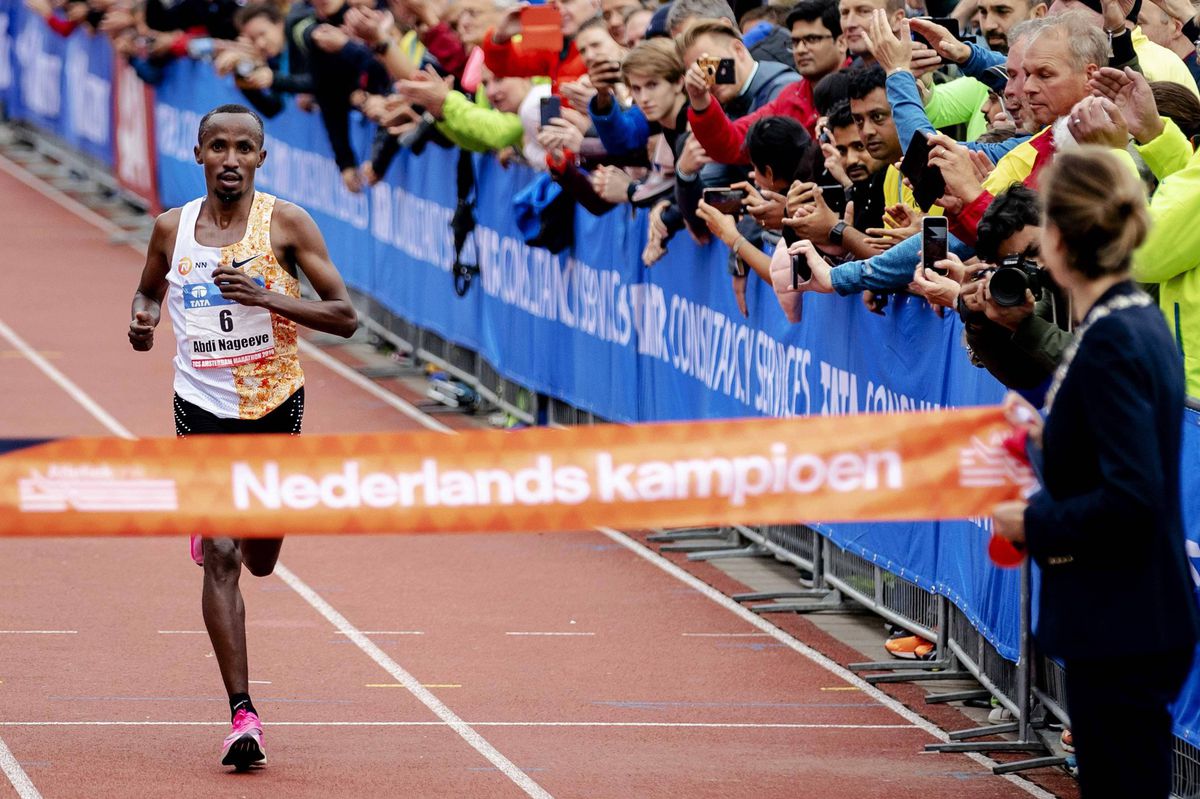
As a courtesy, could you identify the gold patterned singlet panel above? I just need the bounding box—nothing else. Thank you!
[222,192,305,419]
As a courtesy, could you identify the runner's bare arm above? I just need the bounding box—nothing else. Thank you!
[129,210,179,352]
[213,201,358,337]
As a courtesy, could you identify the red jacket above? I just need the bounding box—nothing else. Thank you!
[686,79,819,166]
[481,28,585,94]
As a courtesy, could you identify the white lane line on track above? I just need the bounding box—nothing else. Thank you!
[273,563,552,799]
[681,633,771,638]
[0,631,77,635]
[0,151,547,799]
[0,721,920,730]
[505,632,594,637]
[0,736,39,799]
[0,318,135,441]
[156,630,206,634]
[595,527,1057,799]
[335,630,425,635]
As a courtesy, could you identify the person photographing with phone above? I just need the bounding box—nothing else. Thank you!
[482,0,598,95]
[991,147,1199,798]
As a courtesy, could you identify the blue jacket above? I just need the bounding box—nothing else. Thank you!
[589,100,651,156]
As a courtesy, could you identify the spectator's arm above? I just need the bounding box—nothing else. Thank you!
[886,70,937,153]
[1135,117,1192,181]
[687,101,752,165]
[481,28,553,79]
[958,42,1006,79]
[587,98,651,155]
[318,98,359,171]
[437,90,525,151]
[239,87,285,118]
[271,70,314,94]
[1134,141,1200,283]
[828,229,973,295]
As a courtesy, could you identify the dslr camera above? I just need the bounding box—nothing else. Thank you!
[988,253,1046,307]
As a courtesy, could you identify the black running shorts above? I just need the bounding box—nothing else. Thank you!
[173,388,305,437]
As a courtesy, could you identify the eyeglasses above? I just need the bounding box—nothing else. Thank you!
[791,34,834,46]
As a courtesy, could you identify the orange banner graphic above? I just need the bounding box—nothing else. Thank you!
[0,407,1032,537]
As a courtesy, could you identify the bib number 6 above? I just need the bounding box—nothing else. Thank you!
[219,309,234,333]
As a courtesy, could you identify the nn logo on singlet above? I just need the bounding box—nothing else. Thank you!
[18,465,179,513]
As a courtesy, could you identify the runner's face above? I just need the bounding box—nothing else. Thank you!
[195,114,266,203]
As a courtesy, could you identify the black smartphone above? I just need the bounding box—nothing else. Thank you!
[819,184,846,215]
[539,95,562,127]
[899,131,946,212]
[912,16,960,50]
[714,58,736,84]
[922,216,948,275]
[702,187,747,215]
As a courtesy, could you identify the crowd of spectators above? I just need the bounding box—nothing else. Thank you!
[24,0,1200,400]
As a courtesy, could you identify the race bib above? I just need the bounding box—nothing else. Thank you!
[182,281,276,369]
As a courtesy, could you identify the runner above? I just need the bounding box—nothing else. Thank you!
[126,103,358,770]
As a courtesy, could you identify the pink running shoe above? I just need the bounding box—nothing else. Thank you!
[190,535,204,567]
[221,709,266,769]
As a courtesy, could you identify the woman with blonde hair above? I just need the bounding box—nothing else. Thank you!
[992,146,1200,797]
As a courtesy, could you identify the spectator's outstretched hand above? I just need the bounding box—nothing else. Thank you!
[312,24,350,53]
[98,8,134,34]
[866,10,911,75]
[736,182,786,231]
[537,118,583,154]
[396,65,453,118]
[782,185,838,246]
[1150,0,1197,23]
[344,6,394,46]
[927,132,984,210]
[341,167,363,194]
[821,141,852,188]
[907,17,970,64]
[559,79,597,112]
[643,200,671,266]
[910,263,960,309]
[1089,66,1163,143]
[695,198,740,244]
[591,165,634,203]
[676,134,711,176]
[493,3,527,44]
[1066,95,1128,148]
[785,239,834,294]
[683,59,713,112]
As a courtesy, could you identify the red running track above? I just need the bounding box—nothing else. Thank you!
[0,155,1076,798]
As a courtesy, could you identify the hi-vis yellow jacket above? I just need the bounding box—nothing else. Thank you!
[1133,119,1200,398]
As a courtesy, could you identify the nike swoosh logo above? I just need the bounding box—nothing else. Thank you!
[231,254,265,269]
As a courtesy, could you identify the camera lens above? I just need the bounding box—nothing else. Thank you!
[989,266,1028,307]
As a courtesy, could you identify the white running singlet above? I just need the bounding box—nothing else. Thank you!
[166,192,304,420]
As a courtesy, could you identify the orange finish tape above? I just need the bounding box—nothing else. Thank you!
[0,406,1032,537]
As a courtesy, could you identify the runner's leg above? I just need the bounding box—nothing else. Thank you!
[202,537,250,698]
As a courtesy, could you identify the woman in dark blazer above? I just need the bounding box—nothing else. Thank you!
[992,146,1200,798]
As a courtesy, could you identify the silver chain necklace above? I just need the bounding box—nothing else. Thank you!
[1044,287,1153,414]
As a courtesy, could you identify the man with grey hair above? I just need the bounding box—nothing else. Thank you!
[666,0,796,66]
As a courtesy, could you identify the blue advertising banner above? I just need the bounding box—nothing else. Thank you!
[0,0,113,166]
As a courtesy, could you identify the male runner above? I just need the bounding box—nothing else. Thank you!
[127,103,357,769]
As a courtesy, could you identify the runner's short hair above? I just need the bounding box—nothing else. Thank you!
[198,104,265,147]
